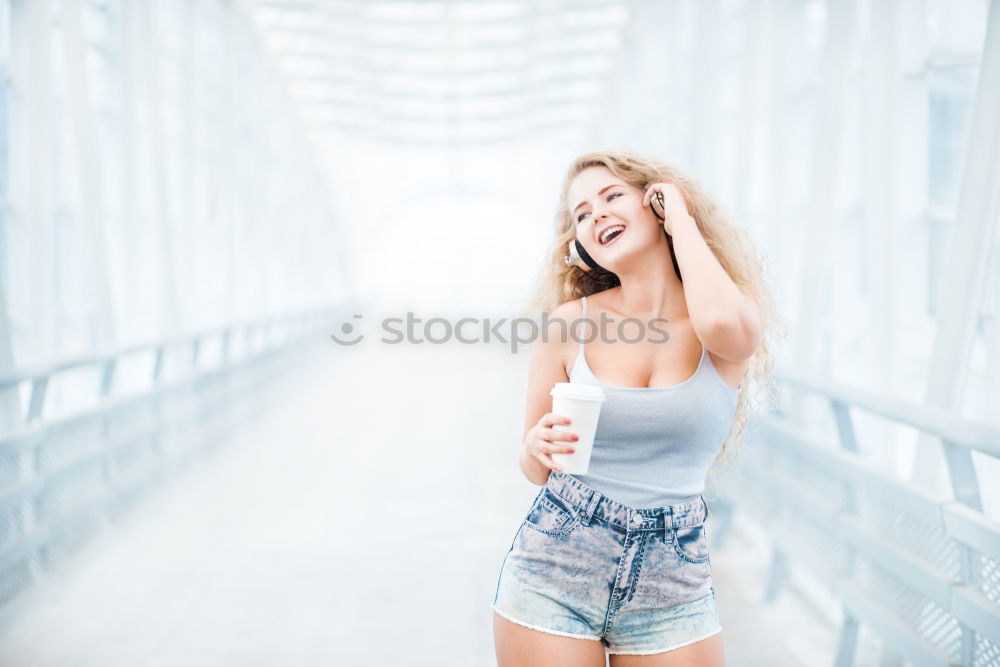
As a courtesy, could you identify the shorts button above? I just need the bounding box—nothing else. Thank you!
[632,514,643,525]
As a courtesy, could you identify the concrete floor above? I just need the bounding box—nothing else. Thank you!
[0,339,878,666]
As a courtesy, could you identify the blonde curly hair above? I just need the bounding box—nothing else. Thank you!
[516,147,787,495]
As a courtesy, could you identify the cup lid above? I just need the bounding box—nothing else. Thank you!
[550,382,606,401]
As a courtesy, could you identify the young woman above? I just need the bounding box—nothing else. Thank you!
[492,149,782,666]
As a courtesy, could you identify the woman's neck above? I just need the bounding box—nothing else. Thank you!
[606,244,687,321]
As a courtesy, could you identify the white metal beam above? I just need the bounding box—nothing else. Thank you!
[861,0,902,475]
[910,0,1000,506]
[9,0,55,366]
[793,0,859,378]
[61,0,116,353]
[135,1,182,336]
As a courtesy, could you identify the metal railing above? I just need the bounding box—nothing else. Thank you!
[709,372,1000,667]
[0,307,339,612]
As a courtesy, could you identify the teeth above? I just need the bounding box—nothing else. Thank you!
[600,225,625,245]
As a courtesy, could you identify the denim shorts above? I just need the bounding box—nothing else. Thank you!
[491,470,721,655]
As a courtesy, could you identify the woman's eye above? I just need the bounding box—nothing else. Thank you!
[577,191,623,222]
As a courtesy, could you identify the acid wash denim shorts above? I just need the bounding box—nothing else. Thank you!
[492,470,721,655]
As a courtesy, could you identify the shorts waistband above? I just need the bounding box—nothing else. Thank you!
[546,470,707,533]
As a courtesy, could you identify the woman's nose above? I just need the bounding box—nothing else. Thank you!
[591,207,609,224]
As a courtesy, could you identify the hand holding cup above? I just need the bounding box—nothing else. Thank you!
[523,412,580,474]
[548,383,606,474]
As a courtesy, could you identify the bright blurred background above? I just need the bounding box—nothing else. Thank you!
[0,1,998,665]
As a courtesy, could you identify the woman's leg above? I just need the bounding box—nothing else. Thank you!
[494,611,608,667]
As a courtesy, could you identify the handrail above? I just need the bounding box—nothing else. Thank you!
[0,306,338,615]
[779,370,1000,459]
[0,306,336,390]
[716,367,1000,667]
[0,307,339,426]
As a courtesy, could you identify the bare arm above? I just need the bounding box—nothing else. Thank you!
[519,301,579,485]
[670,215,763,362]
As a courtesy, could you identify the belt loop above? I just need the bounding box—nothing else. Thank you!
[580,493,599,526]
[662,508,674,543]
[701,494,709,523]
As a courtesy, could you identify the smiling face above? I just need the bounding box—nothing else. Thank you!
[567,166,661,271]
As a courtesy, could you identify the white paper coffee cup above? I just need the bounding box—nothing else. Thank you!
[549,382,606,474]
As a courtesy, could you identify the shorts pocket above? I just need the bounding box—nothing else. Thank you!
[522,487,580,537]
[672,522,710,563]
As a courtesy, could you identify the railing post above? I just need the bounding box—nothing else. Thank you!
[190,335,201,370]
[99,357,117,488]
[220,330,231,365]
[27,376,48,423]
[834,614,860,667]
[956,522,978,664]
[941,439,983,511]
[99,358,116,397]
[153,345,165,383]
[830,399,859,453]
[763,547,787,603]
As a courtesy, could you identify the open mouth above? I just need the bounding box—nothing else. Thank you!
[599,225,626,246]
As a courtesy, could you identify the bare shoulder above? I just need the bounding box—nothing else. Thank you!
[544,298,585,341]
[548,297,583,320]
[543,299,583,373]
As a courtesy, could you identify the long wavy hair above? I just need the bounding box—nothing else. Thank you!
[517,148,787,493]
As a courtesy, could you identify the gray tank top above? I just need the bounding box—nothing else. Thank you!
[568,295,739,508]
